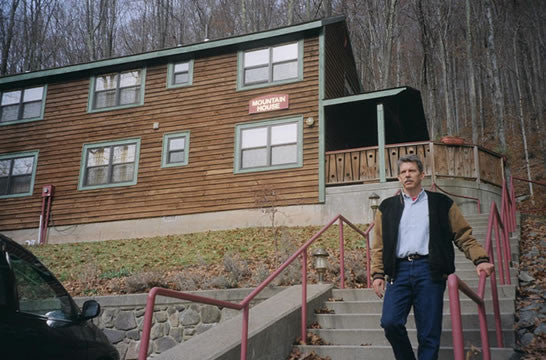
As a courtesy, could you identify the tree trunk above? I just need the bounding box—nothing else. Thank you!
[465,0,479,144]
[0,0,20,75]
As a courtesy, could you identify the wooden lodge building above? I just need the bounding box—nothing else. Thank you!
[0,17,505,244]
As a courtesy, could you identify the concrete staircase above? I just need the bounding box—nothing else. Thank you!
[294,213,518,359]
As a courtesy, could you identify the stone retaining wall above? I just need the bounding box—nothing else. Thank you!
[75,287,284,360]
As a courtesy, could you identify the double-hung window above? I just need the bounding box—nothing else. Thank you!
[0,86,46,125]
[234,117,303,173]
[238,41,302,89]
[0,151,39,198]
[167,61,193,88]
[162,131,190,167]
[79,139,140,190]
[89,69,145,111]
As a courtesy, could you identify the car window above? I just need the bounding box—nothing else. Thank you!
[9,252,76,320]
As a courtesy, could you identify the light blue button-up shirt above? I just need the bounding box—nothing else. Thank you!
[396,189,430,258]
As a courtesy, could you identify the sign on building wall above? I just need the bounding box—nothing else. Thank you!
[248,94,289,114]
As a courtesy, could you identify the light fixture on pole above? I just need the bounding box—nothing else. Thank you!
[369,192,380,218]
[312,248,329,283]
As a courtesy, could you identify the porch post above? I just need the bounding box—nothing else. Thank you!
[377,103,386,182]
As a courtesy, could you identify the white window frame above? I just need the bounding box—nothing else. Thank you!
[234,116,303,174]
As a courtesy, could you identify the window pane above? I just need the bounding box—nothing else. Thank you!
[10,175,31,194]
[12,157,34,175]
[174,62,189,72]
[112,144,136,164]
[1,90,21,105]
[120,71,141,87]
[169,137,185,151]
[272,43,298,62]
[95,90,117,108]
[112,163,134,182]
[1,104,19,122]
[87,148,110,166]
[168,150,185,164]
[174,73,189,84]
[119,87,139,105]
[273,61,298,81]
[0,177,7,195]
[23,87,44,102]
[0,160,9,176]
[86,166,108,185]
[95,74,118,91]
[242,148,267,168]
[244,67,268,85]
[271,123,297,145]
[241,127,267,148]
[23,102,41,119]
[271,144,297,165]
[244,48,269,67]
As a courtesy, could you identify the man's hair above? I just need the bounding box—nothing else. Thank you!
[397,154,424,174]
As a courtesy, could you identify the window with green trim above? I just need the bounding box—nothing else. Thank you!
[79,139,140,190]
[240,41,302,88]
[90,69,144,111]
[0,151,39,198]
[162,131,190,167]
[234,117,302,173]
[0,86,45,124]
[167,61,193,88]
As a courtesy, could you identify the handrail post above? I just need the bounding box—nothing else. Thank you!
[301,250,308,345]
[338,218,345,289]
[240,306,249,360]
[139,288,159,360]
[448,275,465,360]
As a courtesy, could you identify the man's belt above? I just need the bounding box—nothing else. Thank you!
[398,253,429,261]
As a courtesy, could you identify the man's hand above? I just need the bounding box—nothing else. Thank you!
[373,278,385,299]
[476,262,494,277]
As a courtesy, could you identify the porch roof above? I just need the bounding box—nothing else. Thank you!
[323,86,429,150]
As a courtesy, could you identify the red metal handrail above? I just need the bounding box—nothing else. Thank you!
[448,199,513,360]
[431,182,481,213]
[138,214,370,360]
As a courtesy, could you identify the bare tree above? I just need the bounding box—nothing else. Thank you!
[0,0,20,75]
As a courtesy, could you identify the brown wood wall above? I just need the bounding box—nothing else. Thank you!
[324,22,360,99]
[0,37,321,231]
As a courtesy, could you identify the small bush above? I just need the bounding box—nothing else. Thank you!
[223,254,251,287]
[125,271,169,293]
[175,273,201,291]
[100,268,131,279]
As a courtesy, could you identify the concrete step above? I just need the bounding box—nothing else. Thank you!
[308,328,514,347]
[293,345,514,360]
[315,312,515,330]
[332,286,516,301]
[325,298,514,314]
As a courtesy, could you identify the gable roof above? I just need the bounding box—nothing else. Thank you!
[0,16,346,89]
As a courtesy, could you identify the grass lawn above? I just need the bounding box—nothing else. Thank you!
[29,224,372,296]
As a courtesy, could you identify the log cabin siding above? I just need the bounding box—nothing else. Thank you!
[0,37,320,231]
[324,22,360,99]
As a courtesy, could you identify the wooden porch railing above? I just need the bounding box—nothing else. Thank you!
[325,141,504,186]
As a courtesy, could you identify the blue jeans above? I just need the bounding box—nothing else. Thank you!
[380,257,446,360]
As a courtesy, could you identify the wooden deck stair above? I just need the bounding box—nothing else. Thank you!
[293,213,518,359]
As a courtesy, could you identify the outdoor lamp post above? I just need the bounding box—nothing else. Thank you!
[312,248,329,283]
[369,192,380,219]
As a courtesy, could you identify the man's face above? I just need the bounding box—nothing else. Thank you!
[398,161,425,192]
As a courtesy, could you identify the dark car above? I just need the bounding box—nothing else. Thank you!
[0,234,119,360]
